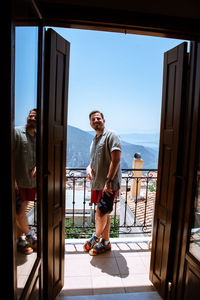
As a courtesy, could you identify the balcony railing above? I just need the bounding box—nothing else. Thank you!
[65,168,157,238]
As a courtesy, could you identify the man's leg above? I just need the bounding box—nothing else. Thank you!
[83,206,107,252]
[16,200,34,255]
[101,215,110,241]
[95,206,109,238]
[89,213,111,256]
[16,200,29,235]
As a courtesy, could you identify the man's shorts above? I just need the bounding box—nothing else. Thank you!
[91,190,119,204]
[91,190,119,214]
[19,187,36,202]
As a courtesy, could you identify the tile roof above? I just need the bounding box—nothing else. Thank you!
[121,191,156,233]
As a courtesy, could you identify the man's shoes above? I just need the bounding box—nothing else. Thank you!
[83,233,99,251]
[89,239,111,256]
[17,237,33,255]
[26,230,37,251]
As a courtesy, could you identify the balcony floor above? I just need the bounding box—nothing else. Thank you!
[57,238,161,300]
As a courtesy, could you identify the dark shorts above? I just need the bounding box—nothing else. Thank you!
[19,187,36,202]
[91,190,119,215]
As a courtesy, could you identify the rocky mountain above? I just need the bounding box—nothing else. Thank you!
[67,125,158,169]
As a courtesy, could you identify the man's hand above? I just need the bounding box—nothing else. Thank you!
[15,180,18,192]
[31,166,36,179]
[103,180,113,196]
[86,165,93,181]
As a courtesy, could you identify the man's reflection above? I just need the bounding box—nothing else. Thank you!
[15,109,37,255]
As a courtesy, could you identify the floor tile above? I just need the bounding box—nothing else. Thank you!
[115,243,131,251]
[116,256,147,275]
[121,273,155,293]
[113,250,141,258]
[65,244,76,252]
[65,256,91,277]
[140,255,151,271]
[92,274,125,295]
[60,276,93,296]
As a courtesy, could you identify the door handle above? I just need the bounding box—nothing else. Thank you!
[44,170,51,177]
[173,173,185,180]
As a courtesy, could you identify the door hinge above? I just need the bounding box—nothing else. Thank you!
[167,281,172,300]
[168,281,172,293]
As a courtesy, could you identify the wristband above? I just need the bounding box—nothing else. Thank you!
[105,177,112,183]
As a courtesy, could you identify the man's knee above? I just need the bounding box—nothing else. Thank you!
[96,206,109,218]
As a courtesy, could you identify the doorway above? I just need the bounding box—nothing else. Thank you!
[12,23,200,300]
[43,27,188,298]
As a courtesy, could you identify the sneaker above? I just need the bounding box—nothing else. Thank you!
[89,239,111,256]
[83,233,99,252]
[26,230,37,251]
[17,237,33,255]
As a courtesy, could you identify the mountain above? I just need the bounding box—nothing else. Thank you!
[67,125,158,169]
[67,125,93,168]
[120,132,159,149]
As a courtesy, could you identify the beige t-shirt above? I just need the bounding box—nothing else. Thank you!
[15,126,36,188]
[90,128,121,191]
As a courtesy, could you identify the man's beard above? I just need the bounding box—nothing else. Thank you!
[26,121,36,130]
[94,123,103,130]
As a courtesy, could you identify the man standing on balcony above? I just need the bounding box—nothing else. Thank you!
[15,108,37,254]
[84,110,121,255]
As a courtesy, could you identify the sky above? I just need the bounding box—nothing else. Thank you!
[15,26,187,134]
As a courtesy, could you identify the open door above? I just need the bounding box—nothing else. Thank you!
[150,42,188,299]
[43,28,70,299]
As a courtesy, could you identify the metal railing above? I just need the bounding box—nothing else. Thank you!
[65,168,157,238]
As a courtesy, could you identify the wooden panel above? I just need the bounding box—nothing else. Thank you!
[55,52,65,123]
[165,64,176,129]
[53,143,62,209]
[53,223,62,285]
[184,260,200,300]
[159,146,171,208]
[154,220,165,278]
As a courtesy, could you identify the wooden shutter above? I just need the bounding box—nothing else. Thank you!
[149,42,188,298]
[43,28,70,299]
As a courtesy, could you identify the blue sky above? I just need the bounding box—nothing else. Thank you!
[15,27,187,133]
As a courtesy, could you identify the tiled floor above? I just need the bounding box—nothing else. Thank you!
[16,251,37,297]
[57,292,162,300]
[57,239,159,299]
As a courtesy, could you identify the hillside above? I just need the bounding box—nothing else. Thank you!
[67,125,158,169]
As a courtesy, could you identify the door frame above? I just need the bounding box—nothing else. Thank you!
[175,42,200,300]
[16,23,45,300]
[6,1,200,299]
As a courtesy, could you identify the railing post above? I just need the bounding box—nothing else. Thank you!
[131,153,143,199]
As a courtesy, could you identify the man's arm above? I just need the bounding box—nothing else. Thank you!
[86,164,93,181]
[107,150,121,180]
[104,150,121,195]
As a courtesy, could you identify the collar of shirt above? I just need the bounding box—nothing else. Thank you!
[94,128,107,140]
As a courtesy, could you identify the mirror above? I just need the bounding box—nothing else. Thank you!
[15,26,38,297]
[189,144,200,261]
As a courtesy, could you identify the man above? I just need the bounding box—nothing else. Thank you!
[84,110,121,256]
[15,109,37,254]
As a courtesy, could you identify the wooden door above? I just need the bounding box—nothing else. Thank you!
[175,42,200,300]
[149,42,188,299]
[43,28,70,299]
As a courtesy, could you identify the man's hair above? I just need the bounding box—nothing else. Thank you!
[89,110,104,120]
[29,108,37,114]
